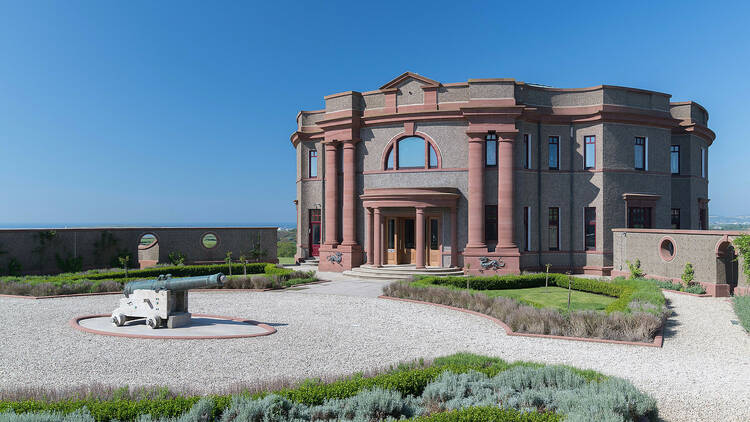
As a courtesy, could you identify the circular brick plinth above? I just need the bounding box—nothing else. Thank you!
[70,313,276,340]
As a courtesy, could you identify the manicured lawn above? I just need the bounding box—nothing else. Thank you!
[278,256,295,265]
[484,286,615,311]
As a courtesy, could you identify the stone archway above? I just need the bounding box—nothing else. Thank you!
[716,241,739,295]
[138,233,159,269]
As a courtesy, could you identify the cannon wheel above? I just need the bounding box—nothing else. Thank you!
[146,316,162,329]
[111,313,126,327]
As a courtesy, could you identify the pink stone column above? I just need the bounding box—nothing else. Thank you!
[324,142,338,246]
[451,207,458,267]
[415,207,425,269]
[365,207,373,265]
[497,138,515,248]
[341,141,357,246]
[466,136,486,249]
[373,208,382,267]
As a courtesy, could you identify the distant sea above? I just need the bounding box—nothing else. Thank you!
[0,222,297,230]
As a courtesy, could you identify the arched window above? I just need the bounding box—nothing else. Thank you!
[384,136,439,170]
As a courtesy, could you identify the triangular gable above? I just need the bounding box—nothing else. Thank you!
[380,72,440,90]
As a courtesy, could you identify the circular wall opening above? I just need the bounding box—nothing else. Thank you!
[201,233,218,249]
[659,237,676,262]
[139,233,157,248]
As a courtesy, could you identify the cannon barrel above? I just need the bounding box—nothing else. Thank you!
[123,273,225,296]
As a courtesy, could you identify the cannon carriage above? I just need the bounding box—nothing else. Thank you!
[111,273,225,329]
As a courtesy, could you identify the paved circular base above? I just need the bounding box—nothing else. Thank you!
[70,314,276,339]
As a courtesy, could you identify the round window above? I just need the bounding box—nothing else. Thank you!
[138,233,157,248]
[659,238,675,261]
[201,233,218,249]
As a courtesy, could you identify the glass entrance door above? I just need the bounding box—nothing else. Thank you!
[309,209,321,257]
[425,217,441,266]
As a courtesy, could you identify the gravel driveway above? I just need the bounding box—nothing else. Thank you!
[0,289,748,422]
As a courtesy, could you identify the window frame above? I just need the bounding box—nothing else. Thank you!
[485,132,498,167]
[584,207,596,251]
[671,208,680,229]
[634,137,646,171]
[548,207,560,251]
[383,136,440,171]
[584,135,596,170]
[523,134,531,169]
[308,149,318,178]
[670,145,680,175]
[485,204,498,242]
[523,206,531,252]
[548,136,560,170]
[627,207,652,229]
[700,147,707,178]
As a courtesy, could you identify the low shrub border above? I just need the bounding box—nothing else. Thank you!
[380,295,663,348]
[383,275,669,344]
[0,353,657,422]
[0,264,317,298]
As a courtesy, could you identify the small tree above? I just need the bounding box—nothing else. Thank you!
[545,263,551,291]
[626,258,644,279]
[168,251,186,266]
[239,254,248,276]
[118,255,130,278]
[682,262,695,286]
[225,251,233,276]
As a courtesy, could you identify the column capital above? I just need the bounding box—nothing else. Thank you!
[415,207,426,214]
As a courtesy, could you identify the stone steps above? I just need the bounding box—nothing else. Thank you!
[343,265,464,281]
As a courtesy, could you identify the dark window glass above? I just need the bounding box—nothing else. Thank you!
[671,208,680,229]
[585,207,596,250]
[700,208,708,230]
[628,207,652,228]
[428,144,438,168]
[634,137,646,170]
[308,150,318,178]
[404,219,415,249]
[584,136,596,169]
[310,209,321,222]
[548,136,559,170]
[523,134,530,169]
[398,137,425,168]
[385,146,394,170]
[430,219,438,250]
[523,206,530,251]
[548,207,559,250]
[485,133,498,167]
[670,145,680,174]
[388,219,395,249]
[310,209,321,245]
[485,205,498,242]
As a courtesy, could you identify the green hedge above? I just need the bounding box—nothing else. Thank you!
[0,354,604,421]
[416,273,665,315]
[410,406,561,422]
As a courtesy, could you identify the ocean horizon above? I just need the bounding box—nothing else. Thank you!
[0,222,296,229]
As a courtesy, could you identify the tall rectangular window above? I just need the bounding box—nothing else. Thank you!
[308,150,318,178]
[485,205,498,242]
[523,206,530,251]
[584,207,596,250]
[701,147,707,178]
[670,145,680,174]
[628,207,652,228]
[523,134,531,169]
[485,133,497,167]
[548,136,559,170]
[634,137,646,170]
[548,207,559,251]
[387,219,395,249]
[584,136,596,169]
[700,208,708,230]
[671,208,680,229]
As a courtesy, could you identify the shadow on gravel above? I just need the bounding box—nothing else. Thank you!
[661,298,681,339]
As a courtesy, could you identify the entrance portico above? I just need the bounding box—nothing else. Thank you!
[361,188,458,269]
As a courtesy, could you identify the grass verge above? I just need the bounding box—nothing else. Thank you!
[733,295,750,333]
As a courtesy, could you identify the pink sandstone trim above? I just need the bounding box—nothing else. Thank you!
[70,313,277,340]
[378,296,664,348]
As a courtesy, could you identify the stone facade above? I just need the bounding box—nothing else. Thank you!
[0,227,278,275]
[291,72,715,276]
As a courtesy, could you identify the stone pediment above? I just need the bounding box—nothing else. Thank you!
[379,72,440,90]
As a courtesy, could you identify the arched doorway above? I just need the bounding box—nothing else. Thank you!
[716,241,739,295]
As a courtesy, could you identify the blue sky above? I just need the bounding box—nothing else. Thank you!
[1,0,748,226]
